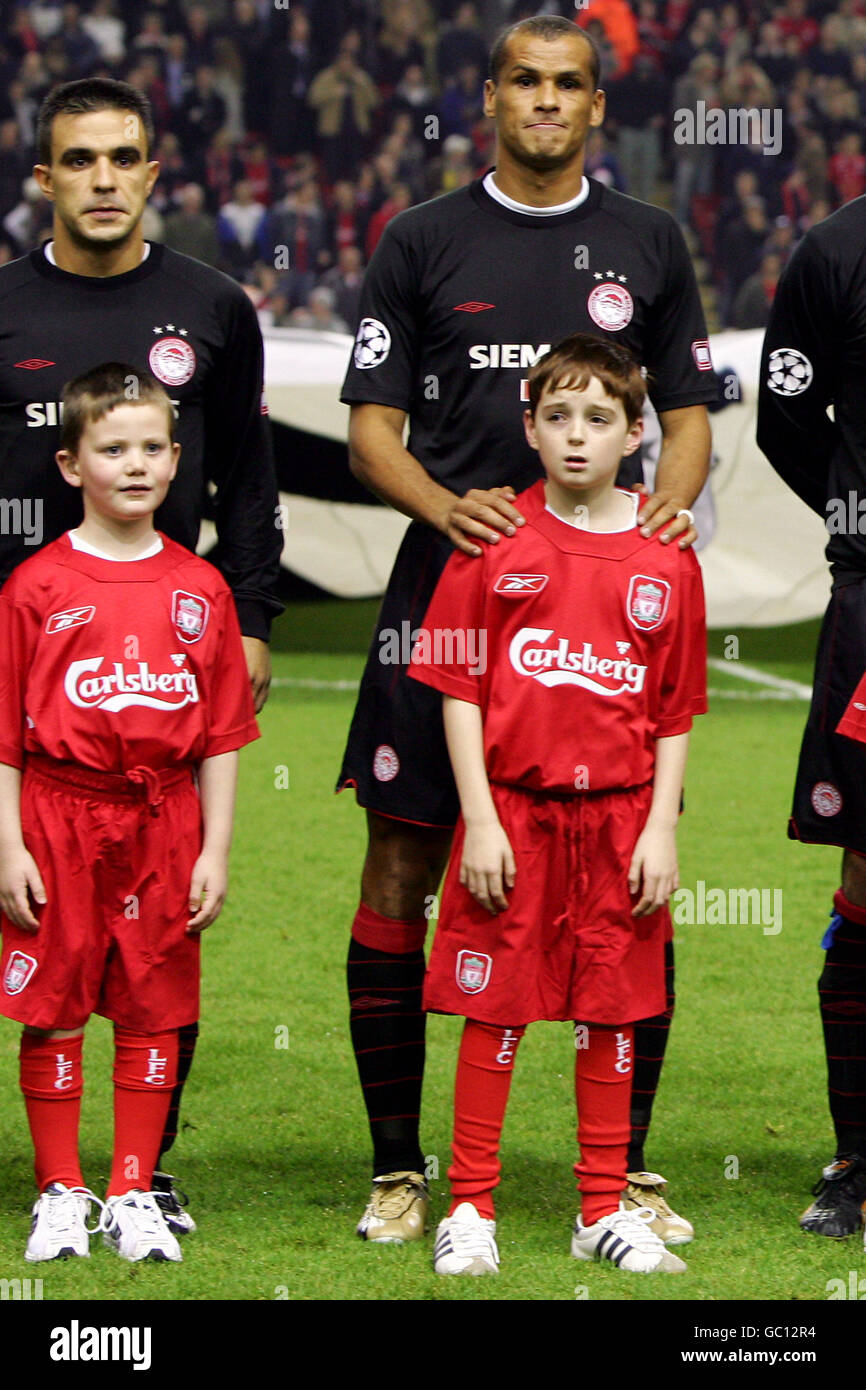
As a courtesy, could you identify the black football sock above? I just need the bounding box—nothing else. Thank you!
[157,1021,198,1167]
[347,938,426,1178]
[819,892,866,1160]
[627,940,675,1173]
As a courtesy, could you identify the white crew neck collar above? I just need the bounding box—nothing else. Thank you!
[544,488,640,534]
[69,529,164,561]
[483,171,589,216]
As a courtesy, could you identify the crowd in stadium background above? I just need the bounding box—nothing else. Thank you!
[1,0,864,336]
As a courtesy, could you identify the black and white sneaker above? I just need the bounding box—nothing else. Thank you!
[800,1155,866,1238]
[101,1191,182,1262]
[152,1170,197,1235]
[433,1202,499,1275]
[571,1204,687,1273]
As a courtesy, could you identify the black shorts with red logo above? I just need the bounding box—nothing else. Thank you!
[336,521,460,828]
[790,575,866,853]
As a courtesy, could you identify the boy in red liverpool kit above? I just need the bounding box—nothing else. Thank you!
[410,335,706,1276]
[0,364,258,1263]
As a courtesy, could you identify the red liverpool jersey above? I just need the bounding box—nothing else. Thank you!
[409,481,706,794]
[0,534,259,772]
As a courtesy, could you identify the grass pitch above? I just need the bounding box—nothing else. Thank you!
[0,608,859,1311]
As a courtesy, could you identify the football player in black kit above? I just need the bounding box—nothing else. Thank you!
[338,16,715,1247]
[0,77,282,1237]
[758,196,866,1241]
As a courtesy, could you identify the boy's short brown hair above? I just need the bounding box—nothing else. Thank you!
[60,363,175,453]
[527,333,647,425]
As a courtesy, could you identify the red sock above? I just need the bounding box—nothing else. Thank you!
[107,1027,179,1198]
[448,1019,525,1220]
[19,1032,85,1191]
[575,1025,633,1226]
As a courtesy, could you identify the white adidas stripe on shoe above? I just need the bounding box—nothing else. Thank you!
[433,1201,499,1275]
[571,1203,687,1273]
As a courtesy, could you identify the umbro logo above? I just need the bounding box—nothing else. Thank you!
[493,573,549,594]
[15,359,55,370]
[453,302,494,313]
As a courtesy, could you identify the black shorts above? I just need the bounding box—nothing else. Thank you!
[336,520,460,827]
[791,576,866,854]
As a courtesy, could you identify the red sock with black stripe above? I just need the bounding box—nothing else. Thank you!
[348,903,428,1177]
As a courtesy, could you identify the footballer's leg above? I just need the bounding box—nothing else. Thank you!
[153,1020,199,1235]
[350,811,451,1243]
[801,850,866,1238]
[623,943,694,1244]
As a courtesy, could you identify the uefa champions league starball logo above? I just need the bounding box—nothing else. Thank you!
[766,347,813,397]
[353,317,391,369]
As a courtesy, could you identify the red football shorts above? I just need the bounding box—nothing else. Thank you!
[424,781,669,1026]
[0,758,202,1031]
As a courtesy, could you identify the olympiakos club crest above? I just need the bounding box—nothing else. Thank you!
[149,334,197,386]
[4,951,37,995]
[456,949,492,995]
[587,282,634,331]
[172,590,209,644]
[626,575,671,631]
[372,744,400,782]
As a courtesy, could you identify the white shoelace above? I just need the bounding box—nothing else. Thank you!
[600,1205,664,1252]
[445,1213,499,1263]
[42,1186,104,1236]
[99,1191,166,1237]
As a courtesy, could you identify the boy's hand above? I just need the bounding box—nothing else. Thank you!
[460,819,516,914]
[0,846,46,930]
[628,822,678,917]
[440,486,526,556]
[187,851,228,932]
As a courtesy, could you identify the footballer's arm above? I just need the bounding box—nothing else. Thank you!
[0,763,45,930]
[628,730,690,918]
[638,404,711,549]
[348,402,526,556]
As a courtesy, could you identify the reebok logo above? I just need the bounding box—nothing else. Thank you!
[46,606,95,635]
[494,573,548,594]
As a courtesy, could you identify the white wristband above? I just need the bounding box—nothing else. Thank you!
[676,508,695,525]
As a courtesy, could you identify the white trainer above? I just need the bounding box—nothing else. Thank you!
[101,1190,183,1263]
[571,1203,687,1273]
[433,1201,499,1275]
[25,1183,102,1262]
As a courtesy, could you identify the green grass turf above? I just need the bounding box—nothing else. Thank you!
[0,609,857,1306]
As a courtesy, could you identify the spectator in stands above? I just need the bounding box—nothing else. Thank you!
[671,50,720,227]
[365,181,412,259]
[162,182,219,266]
[217,178,266,273]
[439,60,484,139]
[287,284,348,334]
[81,0,126,65]
[721,196,770,325]
[308,38,379,183]
[375,0,427,94]
[607,52,668,205]
[436,3,487,86]
[0,120,28,223]
[830,129,866,205]
[263,177,327,305]
[319,244,365,329]
[390,62,433,141]
[3,176,50,255]
[326,180,363,259]
[732,249,781,329]
[267,5,316,157]
[182,65,227,165]
[58,3,101,79]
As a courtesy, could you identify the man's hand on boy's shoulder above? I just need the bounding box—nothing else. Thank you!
[632,484,698,550]
[439,486,527,557]
[241,636,271,713]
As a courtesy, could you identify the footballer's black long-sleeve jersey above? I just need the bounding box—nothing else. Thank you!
[0,242,282,639]
[341,174,716,496]
[757,195,866,578]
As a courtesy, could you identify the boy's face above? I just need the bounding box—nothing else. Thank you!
[524,374,642,497]
[57,401,179,523]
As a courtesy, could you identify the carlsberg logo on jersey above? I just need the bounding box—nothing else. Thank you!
[509,627,647,695]
[64,658,199,711]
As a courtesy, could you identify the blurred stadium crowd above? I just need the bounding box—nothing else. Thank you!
[2,0,866,333]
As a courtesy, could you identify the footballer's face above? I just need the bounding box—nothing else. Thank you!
[524,375,642,510]
[484,34,605,174]
[57,401,180,527]
[33,108,159,252]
